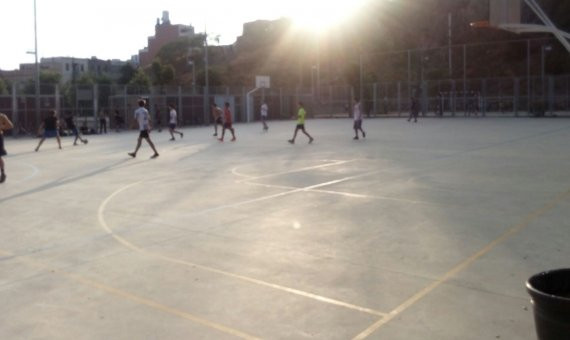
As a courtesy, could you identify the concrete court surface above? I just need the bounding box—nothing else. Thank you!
[0,117,569,340]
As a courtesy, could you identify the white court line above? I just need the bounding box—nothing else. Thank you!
[245,181,437,205]
[235,159,357,183]
[97,173,387,317]
[12,161,40,184]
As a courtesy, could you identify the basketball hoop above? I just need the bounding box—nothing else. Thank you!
[470,21,491,29]
[477,0,570,52]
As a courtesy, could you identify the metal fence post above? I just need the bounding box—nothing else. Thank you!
[481,78,487,117]
[513,78,520,117]
[55,84,60,115]
[548,76,554,115]
[373,83,378,115]
[451,80,456,116]
[11,85,18,136]
[93,84,99,121]
[178,86,183,125]
[397,81,401,115]
[123,85,128,125]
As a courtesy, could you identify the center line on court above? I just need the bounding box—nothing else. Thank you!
[97,173,387,317]
[235,159,357,183]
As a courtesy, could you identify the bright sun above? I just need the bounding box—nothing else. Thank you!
[288,0,369,32]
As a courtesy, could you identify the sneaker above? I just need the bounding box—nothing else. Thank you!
[309,138,314,144]
[231,137,236,142]
[128,152,136,158]
[83,139,88,144]
[213,133,218,137]
[170,138,175,141]
[0,173,5,183]
[180,133,184,139]
[362,131,366,138]
[151,153,159,159]
[288,139,294,144]
[353,136,359,140]
[73,143,77,146]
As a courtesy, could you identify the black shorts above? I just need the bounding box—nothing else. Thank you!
[216,117,223,125]
[0,134,6,156]
[353,120,362,129]
[295,124,305,130]
[223,122,232,129]
[169,123,176,130]
[139,130,150,139]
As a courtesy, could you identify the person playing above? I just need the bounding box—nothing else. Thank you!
[168,104,183,141]
[288,101,314,144]
[211,103,223,136]
[64,112,88,146]
[218,102,236,142]
[353,98,366,140]
[261,101,269,131]
[114,109,124,132]
[128,99,159,159]
[0,113,14,183]
[99,111,107,134]
[35,110,62,152]
[407,96,419,123]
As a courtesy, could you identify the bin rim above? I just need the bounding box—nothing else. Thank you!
[526,268,570,302]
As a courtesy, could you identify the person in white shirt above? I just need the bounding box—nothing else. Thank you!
[167,104,184,141]
[261,101,269,131]
[128,99,159,159]
[353,98,366,140]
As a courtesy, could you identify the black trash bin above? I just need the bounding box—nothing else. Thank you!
[526,268,570,340]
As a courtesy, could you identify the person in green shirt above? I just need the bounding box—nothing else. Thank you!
[288,101,314,144]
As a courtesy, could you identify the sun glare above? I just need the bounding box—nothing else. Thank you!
[289,0,368,33]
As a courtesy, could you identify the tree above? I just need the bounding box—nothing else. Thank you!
[150,60,176,86]
[119,63,137,84]
[77,73,96,85]
[128,68,151,93]
[197,68,223,87]
[40,70,62,85]
[0,78,7,95]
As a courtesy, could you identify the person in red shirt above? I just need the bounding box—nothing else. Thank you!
[218,102,236,142]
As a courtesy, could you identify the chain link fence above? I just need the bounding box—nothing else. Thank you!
[1,75,569,136]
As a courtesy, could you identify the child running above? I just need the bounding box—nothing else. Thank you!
[211,103,223,137]
[168,104,184,141]
[0,112,14,183]
[288,101,314,144]
[35,110,62,152]
[218,102,236,142]
[64,112,88,146]
[128,99,159,159]
[353,98,366,140]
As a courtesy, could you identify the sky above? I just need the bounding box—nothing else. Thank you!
[0,0,369,71]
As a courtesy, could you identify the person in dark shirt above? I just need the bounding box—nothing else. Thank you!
[64,112,88,146]
[35,110,62,152]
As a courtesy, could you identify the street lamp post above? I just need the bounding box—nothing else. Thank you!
[203,31,210,125]
[541,45,552,97]
[33,0,40,128]
[187,59,195,94]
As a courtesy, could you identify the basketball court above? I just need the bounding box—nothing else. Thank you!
[1,117,569,339]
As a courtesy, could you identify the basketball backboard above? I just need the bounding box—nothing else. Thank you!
[472,0,570,53]
[489,0,521,27]
[256,75,270,89]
